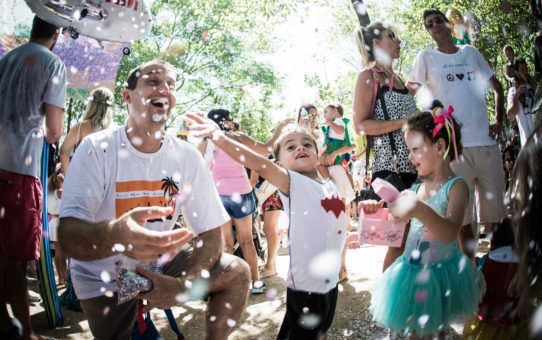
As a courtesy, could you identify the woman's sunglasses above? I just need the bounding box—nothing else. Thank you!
[425,16,445,29]
[387,31,399,42]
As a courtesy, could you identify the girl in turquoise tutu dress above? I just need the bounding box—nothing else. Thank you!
[361,103,484,338]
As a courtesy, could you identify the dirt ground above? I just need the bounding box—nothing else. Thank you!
[28,221,489,339]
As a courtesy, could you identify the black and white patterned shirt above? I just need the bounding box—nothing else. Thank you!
[371,85,418,175]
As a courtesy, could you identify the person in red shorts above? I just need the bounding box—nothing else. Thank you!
[0,16,66,339]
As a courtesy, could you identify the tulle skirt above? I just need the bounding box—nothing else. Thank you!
[370,250,484,336]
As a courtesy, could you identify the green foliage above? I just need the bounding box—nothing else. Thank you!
[324,0,537,126]
[112,0,302,141]
[388,0,536,123]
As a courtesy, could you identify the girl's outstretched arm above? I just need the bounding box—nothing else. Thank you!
[227,118,294,156]
[186,113,291,195]
[389,180,468,243]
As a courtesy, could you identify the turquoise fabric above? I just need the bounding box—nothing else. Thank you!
[370,177,483,336]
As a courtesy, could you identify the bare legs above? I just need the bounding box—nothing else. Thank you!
[52,242,67,285]
[221,220,235,254]
[222,216,260,282]
[458,224,476,260]
[262,210,280,273]
[382,223,410,272]
[340,198,349,281]
[0,248,42,340]
[205,258,250,340]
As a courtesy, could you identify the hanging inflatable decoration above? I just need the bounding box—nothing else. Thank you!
[464,11,482,42]
[1,1,151,100]
[351,0,371,27]
[446,8,471,45]
[24,0,152,55]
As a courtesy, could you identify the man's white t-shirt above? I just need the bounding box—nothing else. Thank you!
[279,170,347,294]
[408,45,495,147]
[508,85,535,146]
[60,126,229,299]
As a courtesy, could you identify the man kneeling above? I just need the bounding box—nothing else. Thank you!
[59,60,250,340]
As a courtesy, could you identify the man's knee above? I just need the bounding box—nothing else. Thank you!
[236,234,254,247]
[225,259,250,287]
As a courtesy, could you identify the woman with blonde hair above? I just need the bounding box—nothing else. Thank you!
[352,23,418,271]
[57,87,113,311]
[59,87,114,174]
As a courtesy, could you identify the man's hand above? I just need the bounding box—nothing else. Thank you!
[489,122,502,139]
[185,113,223,139]
[137,268,183,312]
[110,206,194,262]
[277,118,295,130]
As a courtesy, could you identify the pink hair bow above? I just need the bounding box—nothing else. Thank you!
[433,106,458,160]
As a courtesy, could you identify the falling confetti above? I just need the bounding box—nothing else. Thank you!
[531,304,542,336]
[299,313,321,329]
[100,270,111,283]
[418,314,429,328]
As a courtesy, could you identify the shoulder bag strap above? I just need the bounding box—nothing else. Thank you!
[376,87,400,174]
[165,308,184,339]
[365,72,381,179]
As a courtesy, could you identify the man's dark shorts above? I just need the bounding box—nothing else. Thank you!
[0,169,42,261]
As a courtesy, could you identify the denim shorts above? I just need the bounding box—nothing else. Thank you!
[219,191,256,219]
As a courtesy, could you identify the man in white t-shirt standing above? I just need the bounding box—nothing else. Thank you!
[58,60,250,340]
[407,8,506,258]
[507,58,536,146]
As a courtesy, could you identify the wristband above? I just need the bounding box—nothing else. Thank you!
[176,277,185,292]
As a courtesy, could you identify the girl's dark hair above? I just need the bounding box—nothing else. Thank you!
[207,108,233,131]
[326,104,344,117]
[405,100,463,161]
[513,57,527,71]
[48,164,62,191]
[490,218,515,251]
[509,123,542,318]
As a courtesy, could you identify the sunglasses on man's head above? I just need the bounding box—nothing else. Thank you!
[425,16,445,29]
[387,31,399,42]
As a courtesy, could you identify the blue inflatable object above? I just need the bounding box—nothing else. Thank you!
[35,142,64,328]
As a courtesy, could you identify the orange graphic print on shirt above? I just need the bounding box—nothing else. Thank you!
[115,177,179,220]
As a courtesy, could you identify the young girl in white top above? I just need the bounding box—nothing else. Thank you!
[317,104,352,179]
[361,103,484,337]
[47,165,67,285]
[187,113,347,340]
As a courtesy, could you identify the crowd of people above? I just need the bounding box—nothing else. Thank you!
[1,6,542,340]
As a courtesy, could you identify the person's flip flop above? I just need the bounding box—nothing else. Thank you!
[260,268,277,279]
